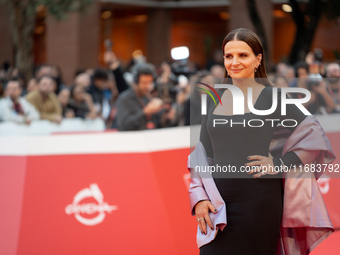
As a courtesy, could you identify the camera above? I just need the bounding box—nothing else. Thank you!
[307,73,323,90]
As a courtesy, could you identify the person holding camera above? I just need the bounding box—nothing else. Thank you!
[291,51,335,115]
[156,61,178,102]
[304,77,335,114]
[304,55,335,114]
[325,62,340,113]
[115,63,173,131]
[67,85,97,119]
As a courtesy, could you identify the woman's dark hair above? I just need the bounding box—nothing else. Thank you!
[222,28,273,87]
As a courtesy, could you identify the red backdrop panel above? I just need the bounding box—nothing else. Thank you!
[16,153,187,255]
[1,131,339,254]
[0,156,27,255]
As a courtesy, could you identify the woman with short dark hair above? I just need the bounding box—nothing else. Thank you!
[189,28,335,255]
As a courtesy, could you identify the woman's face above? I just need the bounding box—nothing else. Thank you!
[223,40,261,79]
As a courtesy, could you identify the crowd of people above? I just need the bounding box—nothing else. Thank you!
[0,47,339,131]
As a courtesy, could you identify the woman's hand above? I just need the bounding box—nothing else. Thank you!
[246,152,279,178]
[194,200,218,235]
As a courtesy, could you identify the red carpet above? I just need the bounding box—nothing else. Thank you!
[311,230,340,255]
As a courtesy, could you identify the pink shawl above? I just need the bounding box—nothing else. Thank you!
[188,115,336,254]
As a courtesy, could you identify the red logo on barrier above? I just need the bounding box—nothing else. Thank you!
[317,176,331,194]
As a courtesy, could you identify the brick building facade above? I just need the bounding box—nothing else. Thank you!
[0,0,339,85]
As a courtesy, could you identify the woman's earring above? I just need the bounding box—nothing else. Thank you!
[255,63,260,72]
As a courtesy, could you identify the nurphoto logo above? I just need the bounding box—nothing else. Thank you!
[198,83,311,116]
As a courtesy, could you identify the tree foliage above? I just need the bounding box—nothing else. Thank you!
[288,0,340,64]
[1,0,94,79]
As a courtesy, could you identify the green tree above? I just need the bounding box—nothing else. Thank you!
[1,0,93,80]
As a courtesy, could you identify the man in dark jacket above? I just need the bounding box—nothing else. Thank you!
[115,63,168,131]
[87,52,129,119]
[87,68,108,112]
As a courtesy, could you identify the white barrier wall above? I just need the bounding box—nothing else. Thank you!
[0,118,106,136]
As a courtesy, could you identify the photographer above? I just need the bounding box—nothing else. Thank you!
[103,50,129,95]
[115,63,175,131]
[304,77,335,115]
[155,62,180,127]
[325,62,340,113]
[304,50,335,114]
[68,85,97,119]
[156,61,178,102]
[86,68,109,117]
[290,61,309,90]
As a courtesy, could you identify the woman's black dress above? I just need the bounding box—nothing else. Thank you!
[199,86,307,255]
